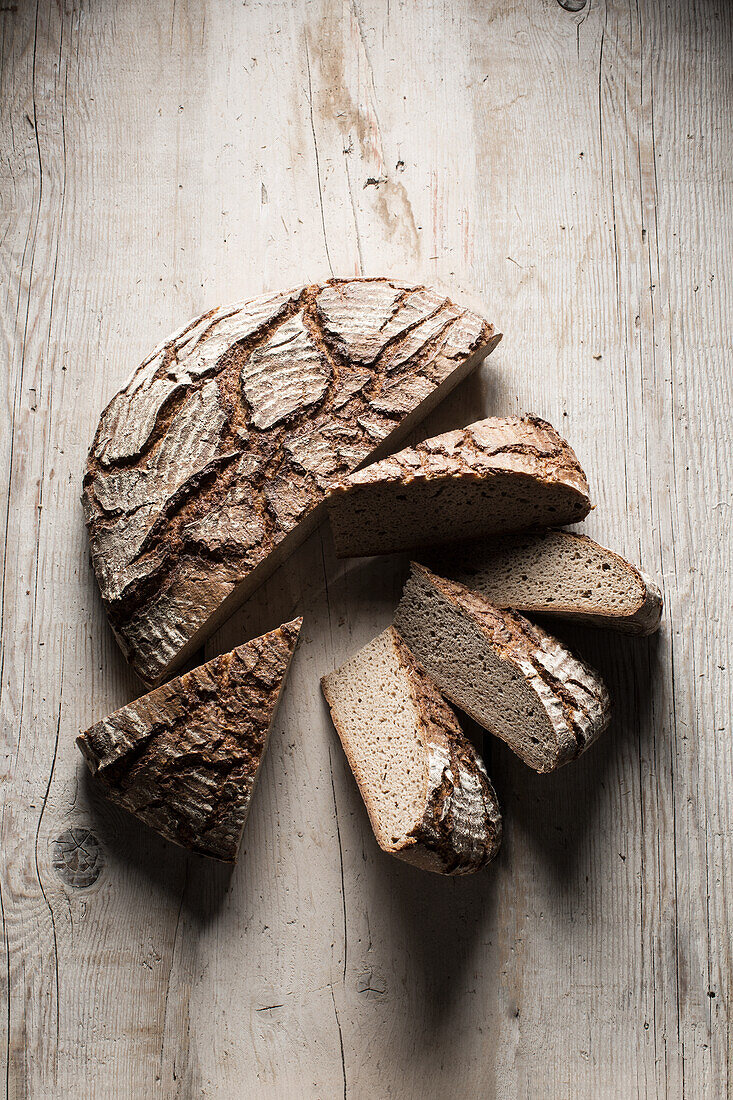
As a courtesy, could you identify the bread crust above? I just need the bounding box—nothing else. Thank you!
[77,618,302,861]
[83,279,499,685]
[321,627,501,875]
[335,415,589,495]
[624,569,664,634]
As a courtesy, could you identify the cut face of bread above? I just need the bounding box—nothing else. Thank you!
[327,415,591,558]
[394,565,610,773]
[428,530,663,635]
[321,627,502,875]
[77,618,302,861]
[83,279,500,685]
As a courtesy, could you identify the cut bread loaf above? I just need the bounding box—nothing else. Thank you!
[321,627,502,875]
[84,279,500,685]
[394,564,610,773]
[77,618,302,861]
[428,530,662,635]
[326,415,591,558]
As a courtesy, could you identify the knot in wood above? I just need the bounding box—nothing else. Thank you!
[53,827,104,888]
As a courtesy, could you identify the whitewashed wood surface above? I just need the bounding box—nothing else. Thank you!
[1,0,731,1096]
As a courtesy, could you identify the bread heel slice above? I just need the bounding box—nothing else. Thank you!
[77,618,302,862]
[321,627,502,875]
[394,564,610,774]
[428,529,663,635]
[326,414,591,558]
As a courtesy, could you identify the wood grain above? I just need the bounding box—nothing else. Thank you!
[1,0,730,1096]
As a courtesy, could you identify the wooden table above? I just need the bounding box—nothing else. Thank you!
[2,1,731,1096]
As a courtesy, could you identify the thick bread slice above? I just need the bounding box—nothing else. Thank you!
[326,415,591,558]
[77,618,302,861]
[394,565,610,773]
[84,279,500,685]
[321,627,502,875]
[429,530,663,635]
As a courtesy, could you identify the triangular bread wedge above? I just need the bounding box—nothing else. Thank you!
[321,627,502,875]
[394,565,610,773]
[327,415,591,558]
[77,618,302,861]
[428,530,662,635]
[83,279,500,685]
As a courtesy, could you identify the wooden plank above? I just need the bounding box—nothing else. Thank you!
[0,0,730,1096]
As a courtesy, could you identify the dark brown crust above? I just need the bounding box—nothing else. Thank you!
[84,279,499,684]
[329,414,591,498]
[77,618,302,861]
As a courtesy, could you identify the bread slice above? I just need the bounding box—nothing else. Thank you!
[77,618,302,861]
[393,565,610,773]
[321,627,502,875]
[428,530,662,635]
[83,279,500,685]
[326,415,591,558]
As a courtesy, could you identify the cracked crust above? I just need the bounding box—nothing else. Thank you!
[83,278,500,685]
[326,414,591,557]
[394,564,610,773]
[77,618,302,861]
[321,626,502,875]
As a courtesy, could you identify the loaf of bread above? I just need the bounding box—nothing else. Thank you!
[321,626,502,874]
[326,415,591,558]
[84,279,500,685]
[77,618,302,861]
[428,529,662,635]
[394,564,610,773]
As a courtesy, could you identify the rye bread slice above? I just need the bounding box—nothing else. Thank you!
[326,415,591,558]
[321,626,502,875]
[77,618,302,861]
[428,529,662,635]
[394,564,610,773]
